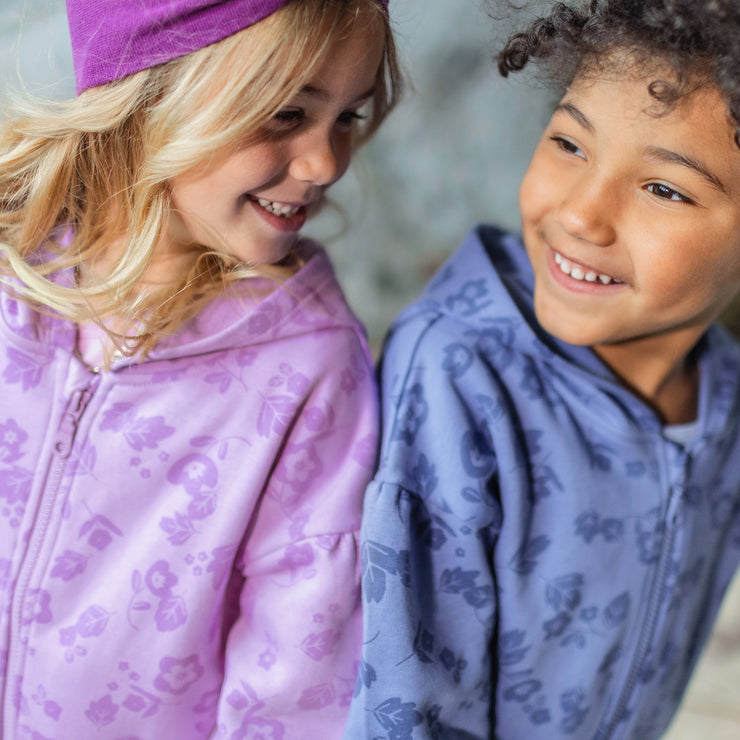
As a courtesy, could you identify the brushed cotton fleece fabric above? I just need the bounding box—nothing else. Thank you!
[0,240,377,739]
[344,225,740,740]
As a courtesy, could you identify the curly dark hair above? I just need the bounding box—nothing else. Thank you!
[496,0,740,145]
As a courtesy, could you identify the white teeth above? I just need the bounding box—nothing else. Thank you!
[554,251,618,285]
[257,198,299,217]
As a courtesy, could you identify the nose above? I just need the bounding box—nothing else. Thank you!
[555,172,617,247]
[289,128,349,187]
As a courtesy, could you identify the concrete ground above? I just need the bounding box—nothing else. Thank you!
[664,569,740,739]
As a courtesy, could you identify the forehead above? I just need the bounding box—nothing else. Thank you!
[560,66,740,188]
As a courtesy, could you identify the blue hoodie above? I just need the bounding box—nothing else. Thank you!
[344,225,740,740]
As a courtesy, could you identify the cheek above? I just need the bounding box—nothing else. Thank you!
[335,137,354,182]
[518,157,550,225]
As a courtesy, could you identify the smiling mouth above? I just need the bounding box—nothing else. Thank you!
[254,197,302,218]
[554,251,623,285]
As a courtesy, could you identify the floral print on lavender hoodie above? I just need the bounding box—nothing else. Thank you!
[0,240,377,740]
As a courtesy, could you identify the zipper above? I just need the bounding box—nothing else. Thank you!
[598,480,683,738]
[53,388,94,458]
[3,385,95,734]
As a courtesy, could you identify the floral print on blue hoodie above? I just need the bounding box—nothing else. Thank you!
[344,225,740,740]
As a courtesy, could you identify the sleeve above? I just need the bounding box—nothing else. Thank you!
[343,317,502,740]
[210,328,379,740]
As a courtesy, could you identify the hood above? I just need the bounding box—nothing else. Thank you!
[395,224,740,439]
[0,240,363,365]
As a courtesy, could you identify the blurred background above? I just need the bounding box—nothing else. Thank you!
[1,1,739,737]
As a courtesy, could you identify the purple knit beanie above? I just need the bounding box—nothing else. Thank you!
[67,0,390,94]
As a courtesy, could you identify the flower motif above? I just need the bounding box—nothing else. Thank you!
[444,279,489,315]
[154,655,204,695]
[287,373,310,395]
[240,718,285,740]
[274,444,322,492]
[441,343,474,378]
[0,558,12,590]
[503,679,541,703]
[392,383,429,446]
[123,693,146,712]
[85,695,119,727]
[0,418,27,462]
[575,511,601,544]
[167,454,217,495]
[21,588,52,625]
[88,529,113,551]
[258,649,276,670]
[145,561,178,598]
[600,518,624,542]
[543,612,571,640]
[277,543,314,573]
[340,368,358,395]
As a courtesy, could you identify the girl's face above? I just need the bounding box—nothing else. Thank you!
[519,68,740,371]
[164,18,385,267]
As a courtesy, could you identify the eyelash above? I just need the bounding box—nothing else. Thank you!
[271,109,367,130]
[550,135,584,158]
[550,136,695,205]
[645,182,694,205]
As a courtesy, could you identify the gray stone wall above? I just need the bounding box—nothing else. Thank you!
[0,0,553,348]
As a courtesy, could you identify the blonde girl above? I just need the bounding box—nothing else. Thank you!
[0,1,399,738]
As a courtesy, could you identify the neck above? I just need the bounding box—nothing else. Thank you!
[593,328,703,425]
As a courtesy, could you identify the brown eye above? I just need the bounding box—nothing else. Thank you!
[646,182,693,204]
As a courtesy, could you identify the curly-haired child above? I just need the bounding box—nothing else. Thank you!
[344,1,740,738]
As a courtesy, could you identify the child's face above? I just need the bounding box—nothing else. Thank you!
[519,67,740,362]
[164,19,385,267]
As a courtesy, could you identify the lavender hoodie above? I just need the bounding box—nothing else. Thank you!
[0,241,377,739]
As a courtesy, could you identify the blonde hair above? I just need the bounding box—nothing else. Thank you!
[0,0,401,359]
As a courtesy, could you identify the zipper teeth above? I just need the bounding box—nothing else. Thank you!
[3,387,93,734]
[601,487,681,738]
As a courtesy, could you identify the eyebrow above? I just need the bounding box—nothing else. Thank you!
[555,101,728,195]
[298,84,376,105]
[643,145,727,195]
[554,102,594,133]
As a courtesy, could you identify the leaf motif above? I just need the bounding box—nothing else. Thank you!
[510,535,551,575]
[76,605,110,638]
[257,402,275,438]
[498,646,530,666]
[373,697,423,732]
[603,592,631,629]
[364,540,399,574]
[257,394,299,437]
[190,436,215,448]
[4,348,46,390]
[187,493,217,521]
[358,660,377,690]
[439,567,478,594]
[96,515,123,536]
[362,562,387,604]
[204,372,231,394]
[0,466,32,504]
